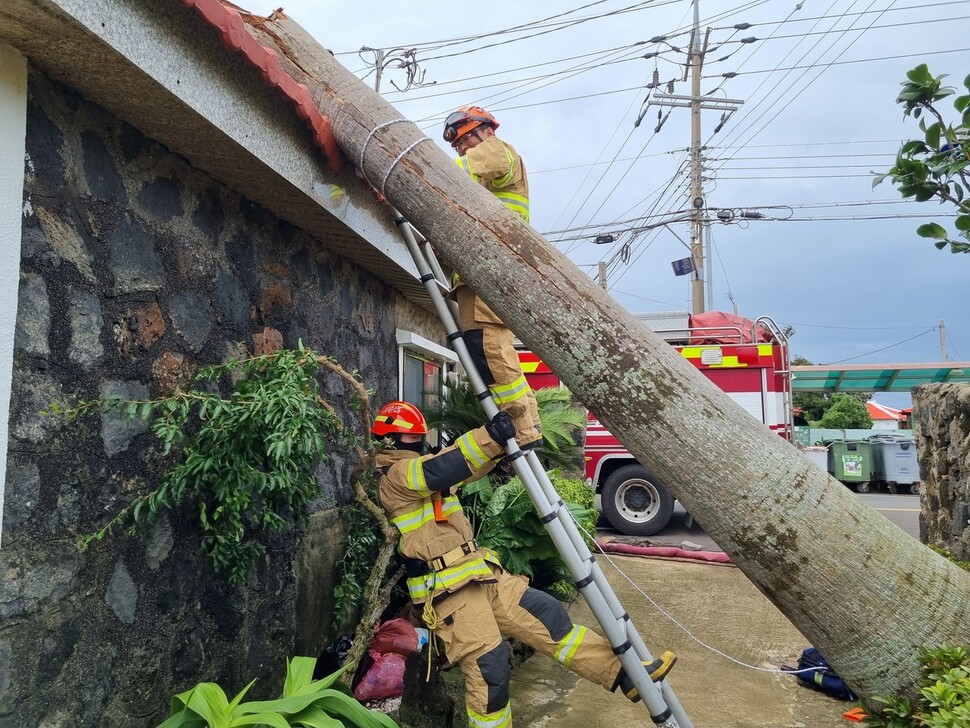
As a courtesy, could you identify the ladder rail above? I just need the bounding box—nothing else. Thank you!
[393,213,692,728]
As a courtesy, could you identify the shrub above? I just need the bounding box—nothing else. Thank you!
[863,645,970,728]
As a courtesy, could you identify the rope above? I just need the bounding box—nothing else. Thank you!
[574,520,820,676]
[422,585,440,682]
[359,118,433,197]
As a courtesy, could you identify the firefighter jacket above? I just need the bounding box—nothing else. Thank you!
[376,426,505,605]
[452,136,530,298]
[455,136,529,223]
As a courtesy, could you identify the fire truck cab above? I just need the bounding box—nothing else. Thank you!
[518,311,792,536]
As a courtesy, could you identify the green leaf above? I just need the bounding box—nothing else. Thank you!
[934,241,948,249]
[228,678,258,713]
[290,706,345,728]
[184,683,232,728]
[917,222,949,240]
[283,657,320,697]
[229,713,291,728]
[955,215,970,232]
[157,707,208,728]
[925,122,941,149]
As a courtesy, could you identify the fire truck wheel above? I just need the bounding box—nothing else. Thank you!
[602,465,675,537]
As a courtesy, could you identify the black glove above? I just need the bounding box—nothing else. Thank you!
[485,411,516,444]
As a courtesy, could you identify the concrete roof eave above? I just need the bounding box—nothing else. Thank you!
[0,0,429,304]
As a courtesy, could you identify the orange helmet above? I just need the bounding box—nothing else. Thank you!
[371,401,429,437]
[443,105,500,147]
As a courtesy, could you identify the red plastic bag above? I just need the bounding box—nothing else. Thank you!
[353,650,407,701]
[369,618,419,656]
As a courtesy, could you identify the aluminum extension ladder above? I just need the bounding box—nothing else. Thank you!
[392,211,693,728]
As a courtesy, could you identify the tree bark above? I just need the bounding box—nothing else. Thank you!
[247,12,970,703]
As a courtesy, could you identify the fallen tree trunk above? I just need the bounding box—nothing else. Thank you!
[247,11,970,703]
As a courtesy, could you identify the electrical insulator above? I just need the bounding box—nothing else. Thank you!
[652,68,660,86]
[667,80,674,93]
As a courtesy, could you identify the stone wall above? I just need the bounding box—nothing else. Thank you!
[912,383,970,559]
[0,68,419,725]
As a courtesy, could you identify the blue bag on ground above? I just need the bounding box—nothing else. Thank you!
[782,647,858,701]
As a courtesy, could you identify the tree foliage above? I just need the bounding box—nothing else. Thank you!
[875,64,970,254]
[817,393,873,429]
[792,356,872,425]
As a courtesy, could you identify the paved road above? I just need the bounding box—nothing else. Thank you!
[598,491,921,552]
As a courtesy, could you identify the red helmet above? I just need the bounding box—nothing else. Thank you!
[371,401,429,437]
[443,105,500,147]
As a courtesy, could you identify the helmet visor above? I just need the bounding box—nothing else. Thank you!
[442,111,468,143]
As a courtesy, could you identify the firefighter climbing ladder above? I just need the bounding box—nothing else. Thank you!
[392,211,693,728]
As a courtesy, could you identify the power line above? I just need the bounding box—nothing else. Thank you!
[716,14,968,44]
[703,45,970,79]
[709,0,969,30]
[420,0,682,62]
[824,328,938,364]
[611,289,686,308]
[784,321,938,331]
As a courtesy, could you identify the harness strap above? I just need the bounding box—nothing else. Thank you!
[428,539,480,572]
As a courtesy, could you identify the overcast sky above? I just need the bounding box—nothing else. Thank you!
[250,0,968,407]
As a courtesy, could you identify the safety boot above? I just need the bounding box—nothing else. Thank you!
[611,651,678,703]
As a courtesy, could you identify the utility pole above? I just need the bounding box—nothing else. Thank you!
[688,0,704,315]
[598,261,608,290]
[646,0,742,314]
[940,319,948,361]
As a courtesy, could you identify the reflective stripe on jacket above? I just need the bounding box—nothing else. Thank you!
[455,137,529,223]
[376,427,504,603]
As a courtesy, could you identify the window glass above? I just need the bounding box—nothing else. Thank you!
[403,352,443,446]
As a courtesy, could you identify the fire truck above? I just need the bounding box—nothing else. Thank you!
[518,311,793,536]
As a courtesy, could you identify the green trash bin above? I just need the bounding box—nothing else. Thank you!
[826,440,873,491]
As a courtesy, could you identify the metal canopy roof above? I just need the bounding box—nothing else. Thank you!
[791,362,970,392]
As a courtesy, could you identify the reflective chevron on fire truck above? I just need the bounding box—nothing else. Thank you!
[517,314,793,537]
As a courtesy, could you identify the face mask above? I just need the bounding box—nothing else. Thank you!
[391,436,428,455]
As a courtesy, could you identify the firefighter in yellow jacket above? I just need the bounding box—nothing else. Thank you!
[443,106,540,449]
[372,401,676,728]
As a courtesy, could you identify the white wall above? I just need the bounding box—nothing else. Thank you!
[0,42,27,546]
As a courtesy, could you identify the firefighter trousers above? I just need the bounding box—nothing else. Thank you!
[428,564,621,728]
[455,286,540,446]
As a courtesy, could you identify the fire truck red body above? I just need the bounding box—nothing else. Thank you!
[518,312,792,536]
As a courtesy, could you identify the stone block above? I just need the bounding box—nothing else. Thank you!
[151,351,196,397]
[3,461,40,532]
[81,130,126,203]
[68,292,104,366]
[144,515,174,571]
[106,561,137,625]
[35,206,95,281]
[134,302,166,348]
[260,282,293,315]
[15,273,50,356]
[99,380,150,457]
[10,370,65,445]
[168,292,213,352]
[138,176,183,221]
[0,641,9,699]
[264,260,288,278]
[0,543,78,619]
[108,214,164,293]
[214,270,250,331]
[253,327,283,355]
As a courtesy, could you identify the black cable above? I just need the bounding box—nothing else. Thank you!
[708,0,968,31]
[824,328,937,364]
[703,46,970,79]
[716,14,968,44]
